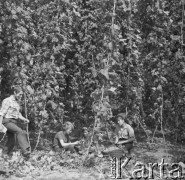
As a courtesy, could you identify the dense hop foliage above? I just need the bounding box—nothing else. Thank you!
[0,0,185,142]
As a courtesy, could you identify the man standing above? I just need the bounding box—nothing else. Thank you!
[0,86,30,158]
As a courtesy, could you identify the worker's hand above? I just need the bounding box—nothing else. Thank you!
[0,124,3,132]
[24,118,30,123]
[74,141,80,145]
[115,139,119,145]
[0,124,7,133]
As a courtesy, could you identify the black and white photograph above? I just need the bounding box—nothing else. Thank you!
[0,0,184,179]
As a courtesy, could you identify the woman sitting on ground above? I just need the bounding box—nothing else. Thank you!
[53,121,80,153]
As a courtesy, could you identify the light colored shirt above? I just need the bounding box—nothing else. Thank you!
[115,124,135,140]
[0,95,23,119]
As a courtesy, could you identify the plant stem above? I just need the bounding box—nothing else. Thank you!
[160,91,166,148]
[85,117,96,158]
[111,0,117,54]
[181,0,184,49]
[0,133,6,143]
[105,122,110,140]
[137,116,149,140]
[24,92,31,151]
[19,70,31,152]
[152,124,158,143]
[33,130,41,152]
[126,0,132,114]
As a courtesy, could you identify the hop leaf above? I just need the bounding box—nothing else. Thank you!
[108,87,116,94]
[99,68,109,80]
[26,85,34,94]
[39,110,48,119]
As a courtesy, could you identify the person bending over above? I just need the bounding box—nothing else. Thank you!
[0,86,30,157]
[53,121,80,153]
[115,113,135,157]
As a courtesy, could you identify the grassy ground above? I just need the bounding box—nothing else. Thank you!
[0,129,184,180]
[0,140,184,180]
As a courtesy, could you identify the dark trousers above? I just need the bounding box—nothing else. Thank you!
[118,138,134,157]
[123,142,133,154]
[2,118,30,155]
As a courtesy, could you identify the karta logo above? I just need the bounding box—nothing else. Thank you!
[110,157,184,179]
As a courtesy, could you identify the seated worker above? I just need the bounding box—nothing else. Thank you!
[81,127,102,156]
[115,113,135,157]
[81,127,93,150]
[53,121,80,153]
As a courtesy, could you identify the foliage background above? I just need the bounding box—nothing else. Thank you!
[0,0,185,143]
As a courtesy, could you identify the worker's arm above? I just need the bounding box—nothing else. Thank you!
[59,139,80,147]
